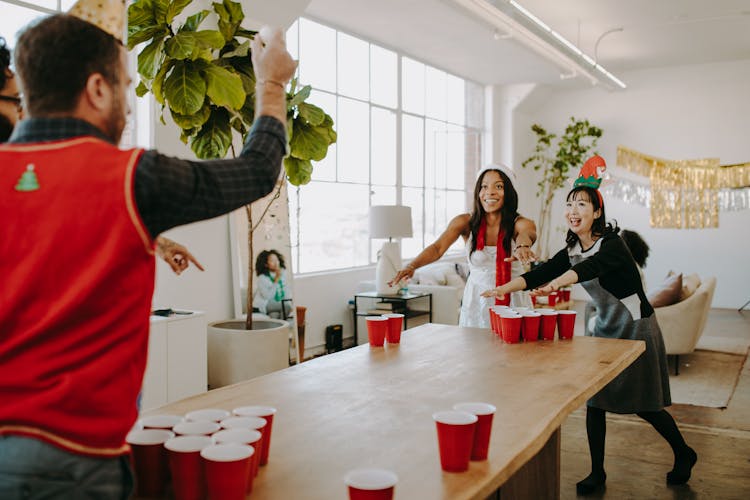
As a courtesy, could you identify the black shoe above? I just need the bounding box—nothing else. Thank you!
[576,471,606,496]
[667,446,697,485]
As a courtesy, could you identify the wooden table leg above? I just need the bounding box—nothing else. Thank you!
[499,427,561,499]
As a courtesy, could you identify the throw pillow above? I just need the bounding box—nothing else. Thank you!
[647,273,683,308]
[681,273,701,301]
[445,272,465,288]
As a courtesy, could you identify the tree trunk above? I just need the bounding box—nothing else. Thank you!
[537,189,556,261]
[245,204,254,331]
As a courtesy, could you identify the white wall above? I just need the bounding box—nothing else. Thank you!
[508,58,750,308]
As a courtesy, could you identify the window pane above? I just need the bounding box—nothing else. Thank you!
[18,0,56,9]
[308,90,337,181]
[446,124,466,191]
[371,107,396,186]
[0,4,46,47]
[424,188,438,246]
[299,19,336,92]
[299,182,369,272]
[61,0,77,9]
[337,32,369,100]
[446,74,466,125]
[401,188,423,258]
[286,21,299,61]
[401,57,424,115]
[370,45,397,108]
[425,66,446,120]
[466,80,484,129]
[337,97,369,183]
[465,129,482,186]
[447,190,467,252]
[424,119,446,189]
[401,114,423,187]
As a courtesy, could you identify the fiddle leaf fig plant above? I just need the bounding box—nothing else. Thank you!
[522,117,602,260]
[127,0,336,185]
[128,0,336,330]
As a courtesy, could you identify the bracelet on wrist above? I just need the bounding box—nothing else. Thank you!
[257,79,286,90]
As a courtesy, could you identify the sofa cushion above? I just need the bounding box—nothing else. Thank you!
[681,273,701,301]
[648,273,683,307]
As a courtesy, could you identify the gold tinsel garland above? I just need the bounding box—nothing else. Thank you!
[616,146,750,228]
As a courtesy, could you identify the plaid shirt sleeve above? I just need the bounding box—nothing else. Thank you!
[134,116,287,237]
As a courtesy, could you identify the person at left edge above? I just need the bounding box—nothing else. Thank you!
[0,3,296,499]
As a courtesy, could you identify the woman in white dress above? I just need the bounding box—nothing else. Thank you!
[389,165,537,327]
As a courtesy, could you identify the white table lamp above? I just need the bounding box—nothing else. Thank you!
[369,205,413,294]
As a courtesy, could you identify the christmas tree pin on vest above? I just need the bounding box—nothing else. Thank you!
[15,164,40,192]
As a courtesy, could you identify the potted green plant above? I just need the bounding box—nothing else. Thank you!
[128,0,336,332]
[521,117,602,259]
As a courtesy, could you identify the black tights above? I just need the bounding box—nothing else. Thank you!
[583,407,696,485]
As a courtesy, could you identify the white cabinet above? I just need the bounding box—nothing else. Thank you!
[141,311,207,411]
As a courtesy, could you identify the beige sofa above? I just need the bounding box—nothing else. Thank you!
[656,276,716,374]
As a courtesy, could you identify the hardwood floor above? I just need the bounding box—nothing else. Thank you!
[560,308,750,499]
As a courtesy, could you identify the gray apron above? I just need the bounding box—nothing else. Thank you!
[578,274,672,414]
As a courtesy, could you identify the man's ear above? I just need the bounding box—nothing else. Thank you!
[82,73,111,112]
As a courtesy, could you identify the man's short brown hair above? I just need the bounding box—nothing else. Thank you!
[14,14,121,116]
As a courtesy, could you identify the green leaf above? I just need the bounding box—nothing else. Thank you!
[170,102,211,129]
[297,102,325,126]
[192,30,226,49]
[288,85,311,109]
[165,32,197,59]
[128,26,168,49]
[127,0,157,32]
[203,64,246,109]
[191,107,232,159]
[135,81,149,97]
[284,156,313,186]
[153,0,170,25]
[152,60,174,104]
[223,0,245,23]
[180,9,210,32]
[222,40,250,58]
[137,36,166,80]
[164,61,207,115]
[166,0,192,24]
[290,119,333,161]
[235,28,257,39]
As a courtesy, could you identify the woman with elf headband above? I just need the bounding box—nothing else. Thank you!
[390,164,538,328]
[482,155,696,495]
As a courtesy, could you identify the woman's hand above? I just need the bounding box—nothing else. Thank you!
[155,236,205,275]
[504,244,537,266]
[530,280,561,296]
[481,287,505,299]
[388,265,415,287]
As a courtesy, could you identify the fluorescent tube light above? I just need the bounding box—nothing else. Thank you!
[452,0,627,90]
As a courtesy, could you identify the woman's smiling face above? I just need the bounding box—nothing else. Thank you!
[564,190,601,237]
[478,170,504,214]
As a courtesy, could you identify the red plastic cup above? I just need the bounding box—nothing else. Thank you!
[382,313,404,344]
[500,315,522,343]
[521,312,541,342]
[164,435,212,500]
[185,408,230,422]
[213,428,263,489]
[126,429,174,498]
[548,292,558,307]
[232,406,277,465]
[201,444,254,500]
[561,289,571,303]
[452,402,496,461]
[557,310,577,340]
[530,294,537,306]
[139,414,183,430]
[172,420,220,436]
[496,309,518,339]
[366,316,388,347]
[433,410,478,472]
[488,309,500,335]
[539,310,558,340]
[344,468,398,500]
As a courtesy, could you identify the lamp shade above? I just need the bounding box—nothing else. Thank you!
[369,205,413,239]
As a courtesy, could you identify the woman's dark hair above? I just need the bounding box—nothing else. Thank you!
[469,168,519,255]
[14,15,120,115]
[0,113,12,142]
[621,229,649,268]
[255,249,286,276]
[0,36,10,91]
[565,186,618,248]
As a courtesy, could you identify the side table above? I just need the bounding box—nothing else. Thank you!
[352,291,432,345]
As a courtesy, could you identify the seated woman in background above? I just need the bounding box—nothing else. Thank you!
[253,249,292,318]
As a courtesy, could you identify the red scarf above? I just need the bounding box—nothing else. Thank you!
[476,216,511,306]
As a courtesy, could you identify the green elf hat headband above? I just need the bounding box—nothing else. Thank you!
[574,155,606,205]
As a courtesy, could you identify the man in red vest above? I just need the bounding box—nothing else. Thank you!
[0,4,295,498]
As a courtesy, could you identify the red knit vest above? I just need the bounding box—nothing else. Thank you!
[0,137,154,456]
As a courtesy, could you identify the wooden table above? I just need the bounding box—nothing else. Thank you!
[146,324,644,499]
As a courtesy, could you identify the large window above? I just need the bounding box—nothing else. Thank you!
[288,18,484,274]
[1,0,149,148]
